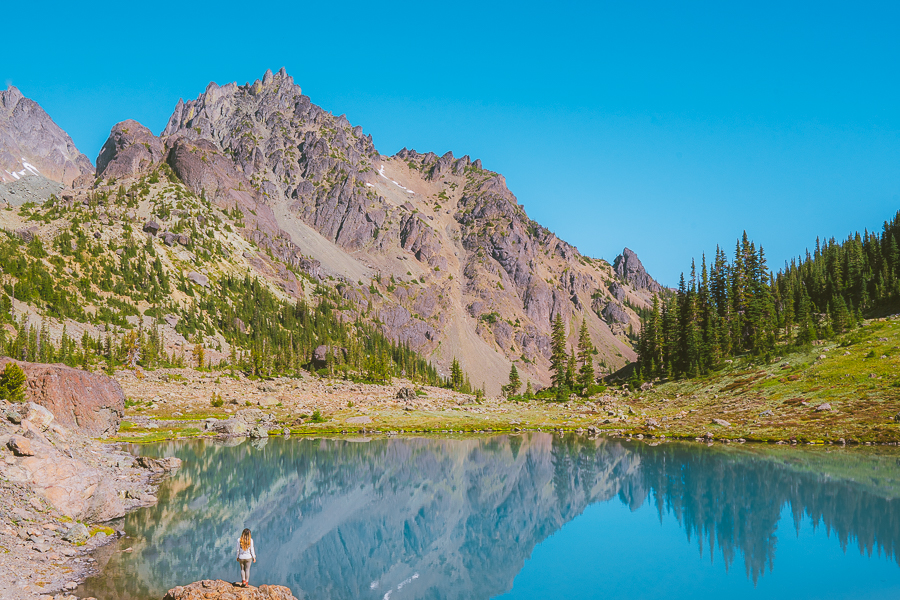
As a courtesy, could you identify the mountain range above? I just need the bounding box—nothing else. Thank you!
[0,70,661,393]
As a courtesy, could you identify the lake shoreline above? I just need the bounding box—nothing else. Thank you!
[0,397,182,600]
[110,362,900,446]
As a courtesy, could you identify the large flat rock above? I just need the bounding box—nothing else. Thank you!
[163,580,297,600]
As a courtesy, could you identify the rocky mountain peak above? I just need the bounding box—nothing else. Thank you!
[613,247,662,292]
[0,85,93,185]
[1,85,24,109]
[40,69,662,392]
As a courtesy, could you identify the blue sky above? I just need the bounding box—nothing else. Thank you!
[5,0,899,285]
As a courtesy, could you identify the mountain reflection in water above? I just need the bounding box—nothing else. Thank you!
[79,435,900,600]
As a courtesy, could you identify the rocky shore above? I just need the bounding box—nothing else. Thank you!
[0,360,181,600]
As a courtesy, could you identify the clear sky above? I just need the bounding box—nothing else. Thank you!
[5,0,899,286]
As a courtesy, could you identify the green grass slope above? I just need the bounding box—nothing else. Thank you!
[624,316,900,443]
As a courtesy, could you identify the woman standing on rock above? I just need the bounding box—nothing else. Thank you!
[236,528,256,587]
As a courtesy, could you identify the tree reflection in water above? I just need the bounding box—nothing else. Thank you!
[79,435,900,600]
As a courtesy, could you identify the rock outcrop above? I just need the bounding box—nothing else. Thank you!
[95,119,166,179]
[0,413,127,521]
[613,247,662,293]
[0,86,93,185]
[163,580,297,600]
[0,358,125,437]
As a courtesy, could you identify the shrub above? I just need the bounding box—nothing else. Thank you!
[310,409,326,423]
[210,392,224,408]
[0,362,27,403]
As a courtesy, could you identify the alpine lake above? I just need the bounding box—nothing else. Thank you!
[78,433,900,600]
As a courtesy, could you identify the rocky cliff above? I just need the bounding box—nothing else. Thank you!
[0,86,93,186]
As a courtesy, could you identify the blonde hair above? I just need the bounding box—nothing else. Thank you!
[240,528,251,550]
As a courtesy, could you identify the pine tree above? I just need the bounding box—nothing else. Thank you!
[0,362,27,403]
[450,358,463,391]
[550,313,568,399]
[576,319,595,395]
[505,364,521,397]
[565,349,577,395]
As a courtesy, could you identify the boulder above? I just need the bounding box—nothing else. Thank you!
[62,523,90,544]
[5,407,22,424]
[163,580,297,600]
[7,435,34,456]
[395,387,416,401]
[248,424,269,439]
[0,358,124,437]
[19,402,54,429]
[712,418,731,427]
[236,408,266,423]
[187,271,209,287]
[213,418,249,436]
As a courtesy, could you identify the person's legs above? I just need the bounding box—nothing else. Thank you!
[239,559,251,583]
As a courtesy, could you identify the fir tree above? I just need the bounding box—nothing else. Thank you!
[0,362,27,403]
[550,313,568,399]
[505,364,521,397]
[576,319,595,395]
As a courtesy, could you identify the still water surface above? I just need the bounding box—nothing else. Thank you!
[79,434,900,599]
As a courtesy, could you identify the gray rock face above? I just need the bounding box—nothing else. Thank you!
[601,301,629,324]
[0,86,94,185]
[613,248,662,293]
[161,70,379,256]
[96,119,166,179]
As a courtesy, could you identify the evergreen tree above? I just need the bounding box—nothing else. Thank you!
[576,319,595,395]
[550,313,568,399]
[0,362,27,403]
[450,358,463,391]
[565,349,577,393]
[505,364,521,397]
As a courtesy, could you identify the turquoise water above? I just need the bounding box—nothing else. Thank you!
[79,435,900,599]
